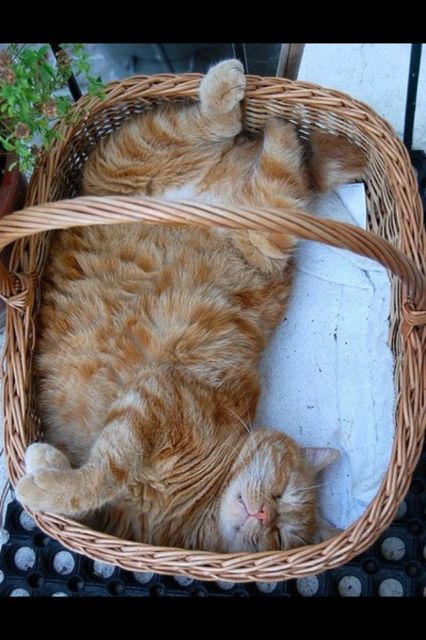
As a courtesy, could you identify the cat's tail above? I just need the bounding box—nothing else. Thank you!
[307,130,367,193]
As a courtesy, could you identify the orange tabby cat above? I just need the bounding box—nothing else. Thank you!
[16,60,365,552]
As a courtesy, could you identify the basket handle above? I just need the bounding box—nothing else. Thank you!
[0,195,425,316]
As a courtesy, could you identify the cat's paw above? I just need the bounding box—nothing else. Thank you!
[15,469,72,513]
[199,59,246,113]
[25,442,71,474]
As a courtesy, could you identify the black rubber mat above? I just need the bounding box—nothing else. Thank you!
[0,443,424,597]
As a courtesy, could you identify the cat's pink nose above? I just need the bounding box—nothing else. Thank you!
[253,505,269,525]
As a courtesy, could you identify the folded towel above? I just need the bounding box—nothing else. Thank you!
[256,184,395,529]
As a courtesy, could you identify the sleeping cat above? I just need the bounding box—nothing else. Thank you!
[16,60,366,552]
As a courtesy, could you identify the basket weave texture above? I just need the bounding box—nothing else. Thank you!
[1,74,425,582]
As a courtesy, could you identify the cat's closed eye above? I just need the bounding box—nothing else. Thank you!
[272,528,281,548]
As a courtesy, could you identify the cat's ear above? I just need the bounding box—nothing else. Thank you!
[301,447,340,474]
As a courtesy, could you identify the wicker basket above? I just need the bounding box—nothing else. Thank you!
[1,73,425,582]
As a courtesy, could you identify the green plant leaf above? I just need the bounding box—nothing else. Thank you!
[1,43,105,176]
[38,45,50,58]
[41,63,55,78]
[0,138,14,151]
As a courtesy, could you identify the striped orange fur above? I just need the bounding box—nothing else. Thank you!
[16,60,365,552]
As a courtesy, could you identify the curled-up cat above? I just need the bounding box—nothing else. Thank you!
[16,60,366,552]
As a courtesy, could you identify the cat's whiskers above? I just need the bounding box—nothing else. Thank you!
[254,446,266,481]
[298,483,323,492]
[225,431,250,469]
[224,405,252,434]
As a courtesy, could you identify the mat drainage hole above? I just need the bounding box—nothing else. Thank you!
[338,575,362,597]
[380,537,406,562]
[378,578,404,597]
[9,588,30,597]
[256,581,277,594]
[0,529,10,546]
[405,562,421,578]
[190,587,207,597]
[32,533,49,548]
[173,575,193,587]
[149,584,165,597]
[93,561,115,579]
[133,571,154,585]
[410,478,424,494]
[394,500,408,521]
[27,573,44,588]
[53,551,75,575]
[362,560,378,575]
[296,576,320,596]
[14,547,36,571]
[67,576,84,592]
[18,511,36,531]
[407,520,423,535]
[108,580,125,596]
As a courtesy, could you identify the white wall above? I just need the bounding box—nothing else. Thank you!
[298,43,426,151]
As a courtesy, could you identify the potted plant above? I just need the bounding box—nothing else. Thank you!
[0,43,104,325]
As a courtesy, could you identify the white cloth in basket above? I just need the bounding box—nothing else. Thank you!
[256,183,395,529]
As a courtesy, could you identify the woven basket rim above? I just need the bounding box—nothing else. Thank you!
[1,72,425,581]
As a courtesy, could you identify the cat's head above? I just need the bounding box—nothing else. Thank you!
[218,429,339,552]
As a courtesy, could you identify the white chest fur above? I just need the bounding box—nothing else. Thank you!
[162,184,221,205]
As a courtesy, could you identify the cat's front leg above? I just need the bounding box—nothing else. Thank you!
[16,443,82,513]
[16,457,130,516]
[16,416,145,516]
